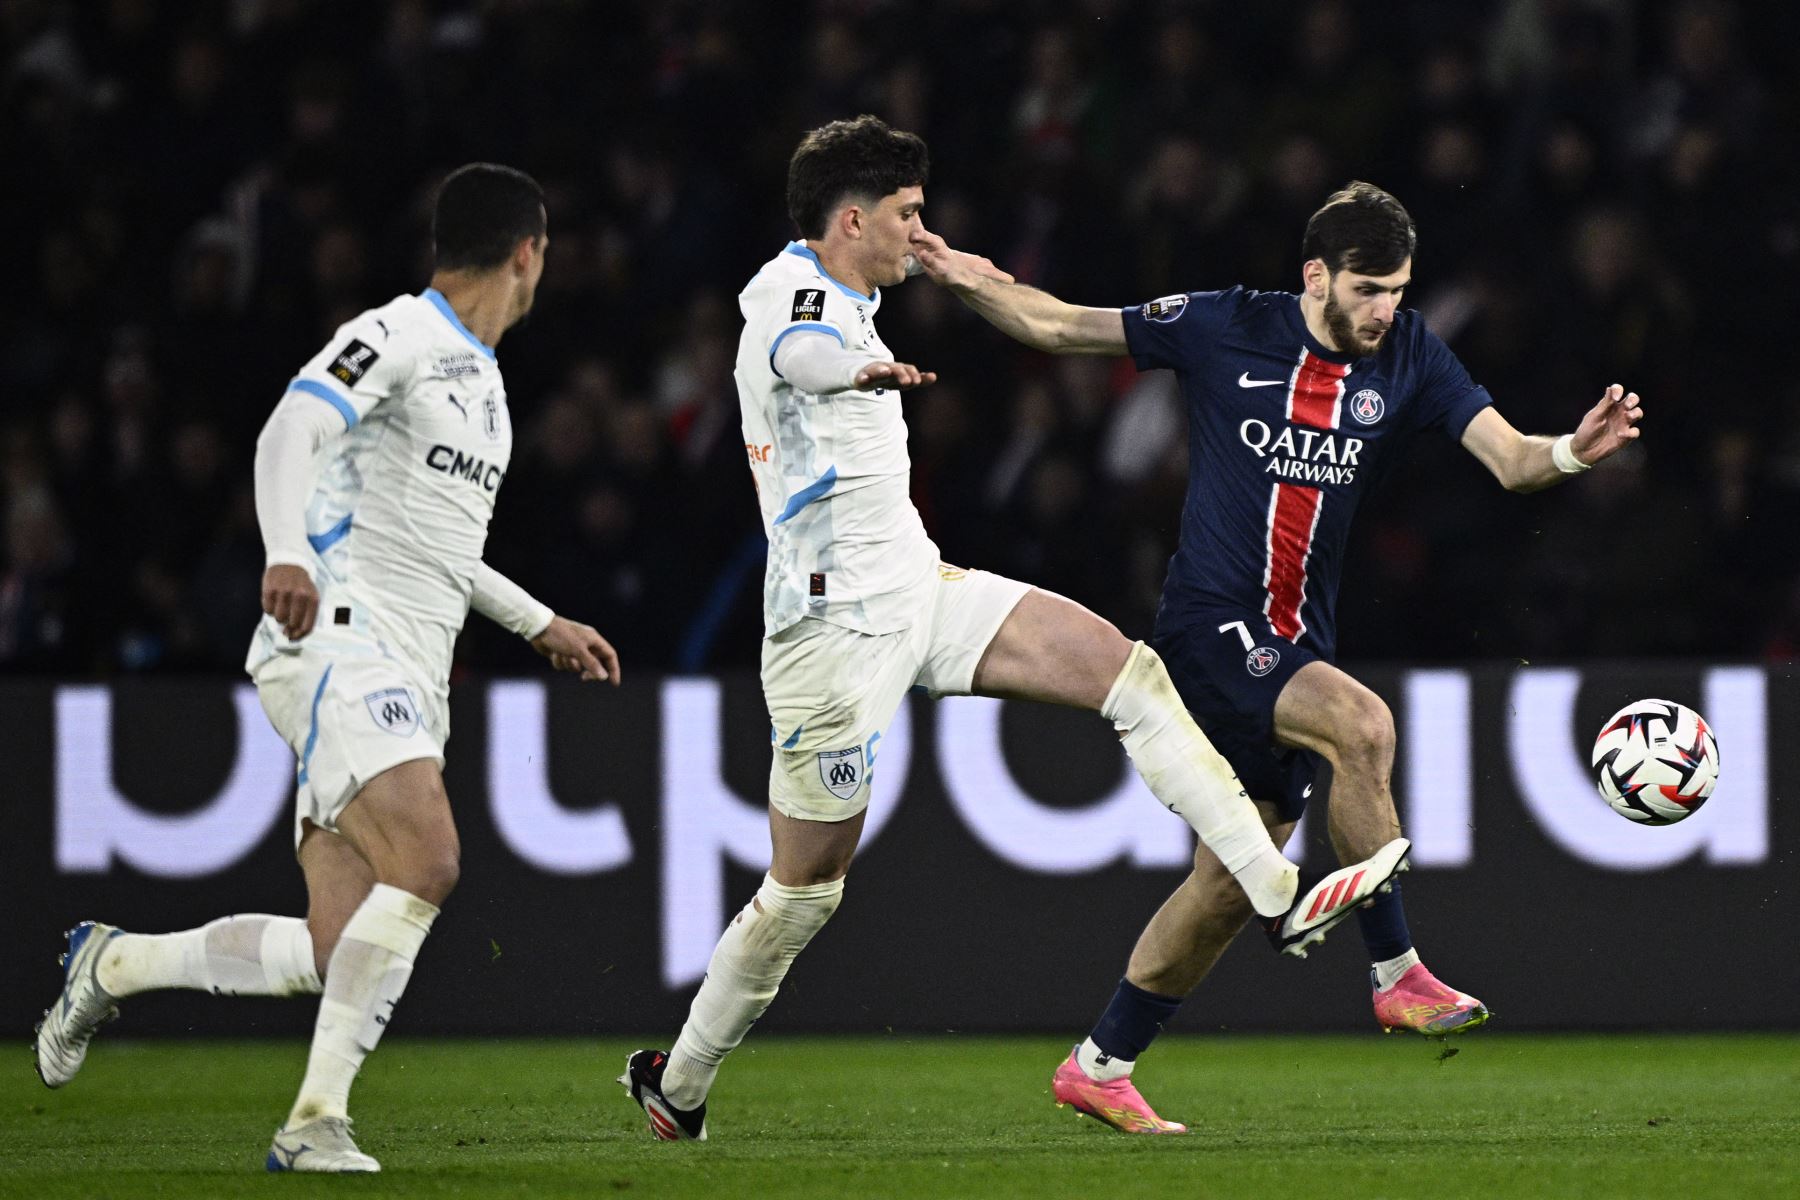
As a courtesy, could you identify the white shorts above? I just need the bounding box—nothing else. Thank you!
[252,637,448,847]
[763,563,1032,822]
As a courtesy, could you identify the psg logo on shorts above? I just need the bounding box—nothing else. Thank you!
[1245,646,1282,677]
[1350,388,1385,425]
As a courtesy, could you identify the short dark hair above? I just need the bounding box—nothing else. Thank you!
[787,115,929,240]
[432,163,546,271]
[1301,181,1416,275]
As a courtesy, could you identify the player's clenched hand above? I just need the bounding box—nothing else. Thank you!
[262,564,319,640]
[1569,382,1643,465]
[531,615,622,685]
[854,361,937,391]
[908,229,1014,292]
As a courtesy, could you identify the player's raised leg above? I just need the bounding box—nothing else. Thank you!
[971,590,1300,919]
[1272,662,1487,1035]
[34,912,323,1089]
[972,589,1401,943]
[268,758,455,1174]
[31,839,363,1089]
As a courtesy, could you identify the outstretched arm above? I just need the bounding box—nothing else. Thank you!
[1461,384,1642,493]
[910,230,1127,355]
[472,561,621,684]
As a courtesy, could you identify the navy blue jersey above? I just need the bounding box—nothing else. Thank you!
[1123,287,1492,662]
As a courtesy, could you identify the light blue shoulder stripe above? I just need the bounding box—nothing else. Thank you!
[769,321,846,375]
[783,241,877,302]
[421,288,497,360]
[288,378,358,429]
[774,465,839,525]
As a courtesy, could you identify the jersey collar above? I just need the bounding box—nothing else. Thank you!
[421,288,498,360]
[784,241,877,303]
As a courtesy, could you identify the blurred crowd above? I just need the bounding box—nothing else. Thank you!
[3,0,1798,677]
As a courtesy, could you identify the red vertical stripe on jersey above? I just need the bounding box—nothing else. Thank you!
[1262,351,1349,641]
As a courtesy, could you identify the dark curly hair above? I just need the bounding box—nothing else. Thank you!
[1301,181,1416,275]
[786,115,930,240]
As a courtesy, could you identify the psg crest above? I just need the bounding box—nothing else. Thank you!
[1350,388,1385,424]
[1245,646,1282,677]
[817,746,865,801]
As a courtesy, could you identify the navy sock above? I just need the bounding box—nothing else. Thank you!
[1355,878,1413,962]
[1088,978,1183,1062]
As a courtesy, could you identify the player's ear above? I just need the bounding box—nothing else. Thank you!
[1303,258,1330,300]
[840,203,864,241]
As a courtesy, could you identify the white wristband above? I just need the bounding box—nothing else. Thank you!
[1551,434,1591,474]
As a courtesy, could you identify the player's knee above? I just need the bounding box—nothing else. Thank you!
[413,850,461,906]
[779,858,852,887]
[384,845,460,906]
[1330,690,1395,766]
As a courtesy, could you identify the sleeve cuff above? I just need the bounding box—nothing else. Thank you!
[263,551,316,579]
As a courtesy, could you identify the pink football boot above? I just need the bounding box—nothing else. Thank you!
[1051,1049,1187,1134]
[1373,963,1491,1036]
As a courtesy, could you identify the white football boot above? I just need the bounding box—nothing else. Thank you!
[1263,837,1411,958]
[34,921,123,1088]
[266,1117,381,1173]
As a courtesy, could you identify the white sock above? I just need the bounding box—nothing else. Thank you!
[1103,643,1298,917]
[1373,948,1422,991]
[1075,1037,1134,1083]
[661,873,844,1111]
[96,916,321,998]
[286,884,437,1128]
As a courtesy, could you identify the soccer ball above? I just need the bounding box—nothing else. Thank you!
[1590,699,1719,825]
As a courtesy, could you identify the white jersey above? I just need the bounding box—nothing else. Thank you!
[737,242,937,637]
[245,289,513,691]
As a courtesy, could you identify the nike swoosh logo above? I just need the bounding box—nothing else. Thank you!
[1303,784,1313,798]
[1238,373,1286,388]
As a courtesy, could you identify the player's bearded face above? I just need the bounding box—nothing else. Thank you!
[1323,265,1406,356]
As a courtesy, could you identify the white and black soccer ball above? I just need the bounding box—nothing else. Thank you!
[1590,699,1719,825]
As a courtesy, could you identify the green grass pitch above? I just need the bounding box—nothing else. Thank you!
[2,1035,1795,1198]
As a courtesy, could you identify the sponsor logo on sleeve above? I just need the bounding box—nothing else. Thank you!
[328,339,380,387]
[791,289,827,322]
[1142,294,1189,324]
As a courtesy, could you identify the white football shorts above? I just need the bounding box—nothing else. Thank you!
[763,563,1032,822]
[252,636,449,847]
